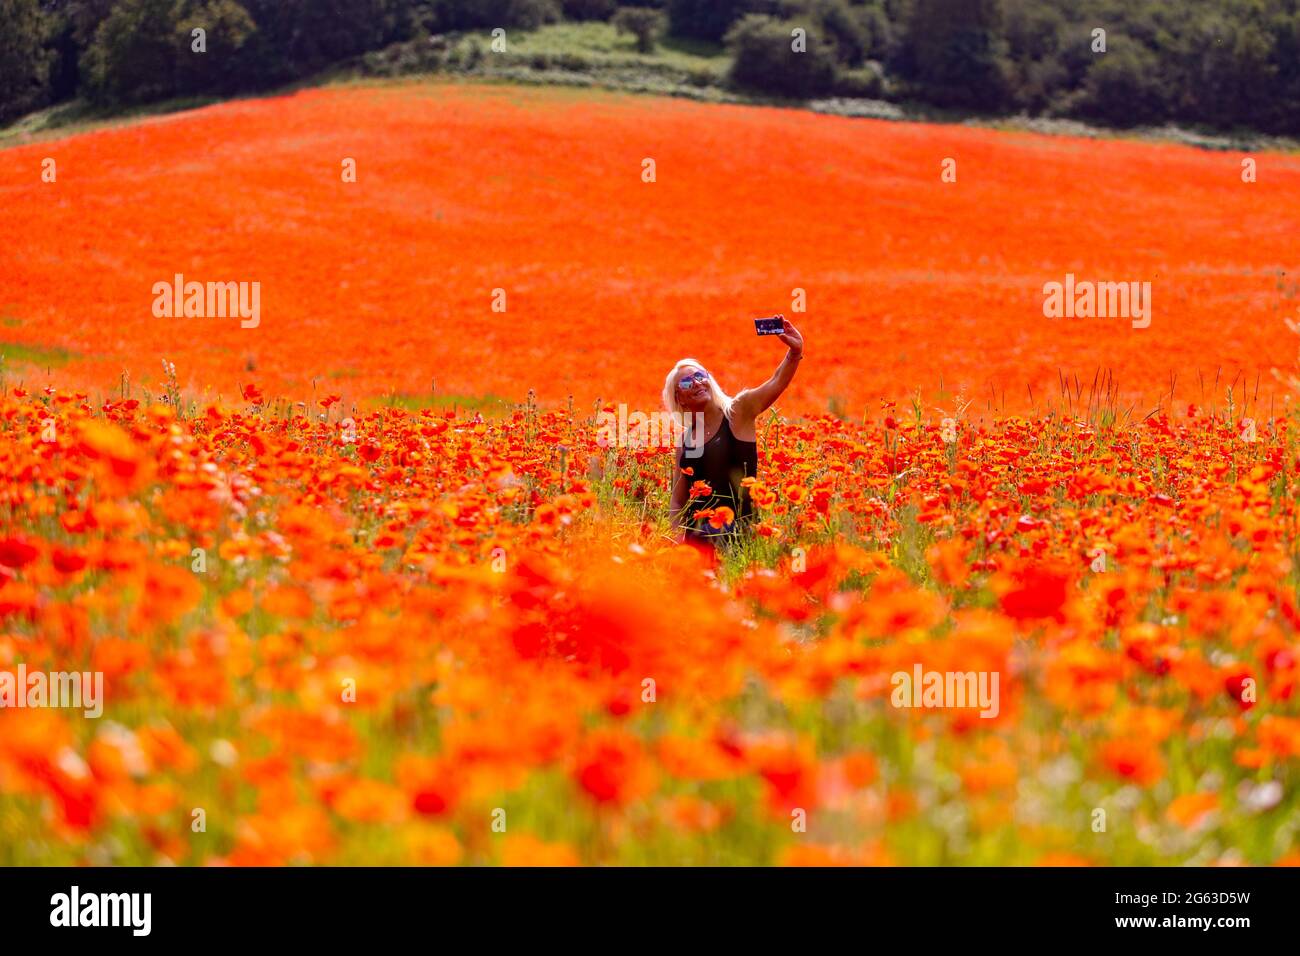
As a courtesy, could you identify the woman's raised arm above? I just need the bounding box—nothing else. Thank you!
[733,317,804,423]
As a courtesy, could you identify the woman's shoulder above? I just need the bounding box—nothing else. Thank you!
[731,386,757,412]
[726,406,759,443]
[730,388,762,422]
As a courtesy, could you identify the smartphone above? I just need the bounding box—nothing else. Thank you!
[754,316,784,336]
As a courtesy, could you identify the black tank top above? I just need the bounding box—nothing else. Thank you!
[678,416,758,527]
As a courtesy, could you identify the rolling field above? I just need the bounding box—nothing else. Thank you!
[2,80,1299,414]
[1,81,1299,866]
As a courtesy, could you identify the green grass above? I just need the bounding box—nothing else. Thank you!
[0,95,225,149]
[0,339,77,368]
[0,63,352,150]
[506,22,728,75]
[373,391,514,415]
[421,21,737,105]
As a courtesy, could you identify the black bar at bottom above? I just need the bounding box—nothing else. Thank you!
[0,866,1287,943]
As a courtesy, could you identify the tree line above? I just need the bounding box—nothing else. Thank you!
[3,0,1299,135]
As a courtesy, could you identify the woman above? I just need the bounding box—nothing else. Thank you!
[663,316,804,546]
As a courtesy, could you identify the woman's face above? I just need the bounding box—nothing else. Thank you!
[675,365,712,412]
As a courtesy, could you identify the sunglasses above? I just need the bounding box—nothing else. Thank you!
[677,370,709,390]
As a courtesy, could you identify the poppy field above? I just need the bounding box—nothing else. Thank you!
[1,81,1299,866]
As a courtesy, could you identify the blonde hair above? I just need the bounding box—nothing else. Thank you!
[662,357,735,420]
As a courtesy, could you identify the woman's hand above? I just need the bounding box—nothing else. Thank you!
[776,316,803,356]
[733,316,806,426]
